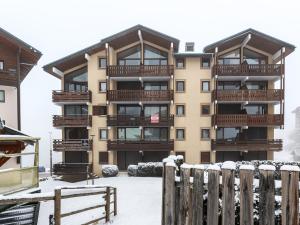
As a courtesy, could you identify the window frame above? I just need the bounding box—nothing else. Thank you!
[175,104,185,117]
[0,90,5,103]
[175,58,185,69]
[99,152,109,164]
[201,128,210,140]
[175,80,185,93]
[98,57,107,69]
[200,152,211,164]
[201,57,211,69]
[201,80,210,92]
[99,128,108,141]
[176,128,185,141]
[0,60,4,70]
[98,80,107,93]
[201,104,211,116]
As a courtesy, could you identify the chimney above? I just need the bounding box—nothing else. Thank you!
[185,42,194,52]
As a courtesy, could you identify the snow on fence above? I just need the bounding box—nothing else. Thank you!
[161,160,300,225]
[0,185,117,225]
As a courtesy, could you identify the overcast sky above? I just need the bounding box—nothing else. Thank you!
[1,0,299,166]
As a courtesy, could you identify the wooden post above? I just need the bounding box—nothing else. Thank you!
[207,165,220,225]
[281,166,299,225]
[54,188,61,225]
[239,165,254,225]
[164,163,176,225]
[114,188,117,216]
[192,165,204,225]
[178,164,191,225]
[105,187,111,222]
[221,162,236,225]
[162,159,167,225]
[259,165,275,225]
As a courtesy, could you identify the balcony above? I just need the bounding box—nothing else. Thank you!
[107,139,174,151]
[211,139,283,151]
[107,115,174,127]
[53,115,92,128]
[53,163,91,176]
[53,139,93,152]
[52,90,91,104]
[0,70,17,86]
[212,64,284,79]
[107,90,173,102]
[212,114,284,127]
[107,65,174,78]
[212,89,284,103]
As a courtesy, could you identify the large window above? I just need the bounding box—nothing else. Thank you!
[144,45,168,65]
[118,128,141,140]
[246,81,267,90]
[244,104,268,115]
[118,45,141,66]
[64,67,88,92]
[243,48,267,65]
[117,105,141,116]
[64,105,88,116]
[144,105,168,117]
[217,81,241,90]
[0,90,5,103]
[144,82,168,91]
[144,128,168,141]
[217,128,240,140]
[64,128,88,139]
[218,49,240,65]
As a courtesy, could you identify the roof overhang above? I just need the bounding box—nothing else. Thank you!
[174,52,213,58]
[203,28,295,62]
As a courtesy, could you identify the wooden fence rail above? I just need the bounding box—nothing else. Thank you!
[0,185,117,225]
[162,162,300,225]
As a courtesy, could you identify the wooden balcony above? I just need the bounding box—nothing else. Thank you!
[0,70,17,86]
[52,90,91,104]
[53,115,92,127]
[107,139,174,151]
[107,90,173,102]
[211,139,283,151]
[212,64,284,77]
[212,89,284,103]
[107,115,174,127]
[107,65,174,77]
[53,139,93,152]
[53,163,92,176]
[212,114,284,127]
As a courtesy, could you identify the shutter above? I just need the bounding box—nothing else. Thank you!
[99,152,109,164]
[201,152,211,163]
[93,106,107,116]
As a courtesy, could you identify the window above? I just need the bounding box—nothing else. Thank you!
[185,42,194,52]
[144,82,168,91]
[218,49,240,65]
[99,129,108,140]
[201,128,210,140]
[176,105,185,116]
[118,105,141,116]
[201,104,210,115]
[144,45,168,65]
[0,61,3,70]
[64,67,88,92]
[144,128,168,141]
[99,58,107,69]
[201,152,211,163]
[64,105,88,116]
[99,152,109,164]
[201,80,210,92]
[144,105,168,117]
[117,45,141,65]
[176,81,185,92]
[0,90,5,103]
[176,128,185,140]
[201,58,211,68]
[93,105,107,116]
[176,58,185,68]
[99,81,107,92]
[118,128,141,140]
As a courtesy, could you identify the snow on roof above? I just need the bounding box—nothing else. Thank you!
[240,164,255,171]
[280,165,300,172]
[258,165,276,171]
[207,164,221,171]
[221,161,236,170]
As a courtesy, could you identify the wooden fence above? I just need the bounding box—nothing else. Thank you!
[162,161,300,225]
[0,185,117,225]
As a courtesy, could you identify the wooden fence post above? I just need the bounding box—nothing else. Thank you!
[114,187,117,216]
[281,165,300,225]
[54,188,61,225]
[178,164,191,225]
[164,162,176,225]
[105,187,111,222]
[258,165,275,225]
[239,165,254,225]
[207,165,220,225]
[221,162,236,225]
[192,165,204,225]
[162,158,173,225]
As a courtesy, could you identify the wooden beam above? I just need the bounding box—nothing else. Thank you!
[272,47,286,61]
[241,34,251,47]
[16,48,21,130]
[52,67,63,77]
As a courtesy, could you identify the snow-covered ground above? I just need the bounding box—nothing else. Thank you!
[38,173,162,225]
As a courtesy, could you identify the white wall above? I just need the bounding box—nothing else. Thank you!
[0,85,18,129]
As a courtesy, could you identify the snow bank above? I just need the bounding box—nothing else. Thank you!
[258,165,276,171]
[280,165,300,172]
[239,164,255,171]
[193,164,205,170]
[207,164,220,171]
[221,161,236,170]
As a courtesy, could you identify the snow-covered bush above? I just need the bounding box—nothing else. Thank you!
[127,165,138,176]
[137,162,163,177]
[102,165,119,177]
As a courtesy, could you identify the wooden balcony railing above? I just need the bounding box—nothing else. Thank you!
[53,115,92,127]
[107,139,174,151]
[212,114,284,127]
[107,65,174,77]
[53,139,93,151]
[212,89,284,102]
[211,139,283,151]
[53,163,92,175]
[52,90,91,103]
[0,70,17,86]
[212,64,284,77]
[107,90,173,102]
[107,115,174,127]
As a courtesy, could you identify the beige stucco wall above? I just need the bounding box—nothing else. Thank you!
[0,85,18,129]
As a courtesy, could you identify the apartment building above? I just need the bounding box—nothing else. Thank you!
[43,25,295,176]
[0,27,41,130]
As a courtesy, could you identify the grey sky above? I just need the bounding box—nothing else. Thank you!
[1,0,299,166]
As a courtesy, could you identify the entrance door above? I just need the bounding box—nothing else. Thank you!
[117,151,142,170]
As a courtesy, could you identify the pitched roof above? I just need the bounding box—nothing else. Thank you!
[43,25,180,78]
